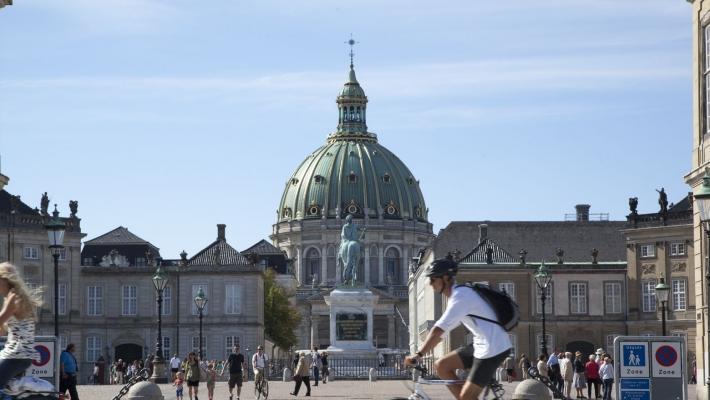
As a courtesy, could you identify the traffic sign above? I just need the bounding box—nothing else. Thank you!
[652,342,681,378]
[621,342,649,377]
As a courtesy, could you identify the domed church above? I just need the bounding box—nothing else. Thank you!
[271,59,434,350]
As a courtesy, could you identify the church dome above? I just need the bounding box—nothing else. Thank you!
[277,65,428,223]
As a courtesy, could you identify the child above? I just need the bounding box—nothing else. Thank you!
[173,371,185,400]
[206,362,217,400]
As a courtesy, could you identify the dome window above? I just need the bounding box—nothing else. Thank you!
[308,201,321,216]
[346,199,361,215]
[385,201,398,216]
[348,171,358,184]
[406,177,415,185]
[414,206,422,218]
[314,175,325,184]
[291,178,299,186]
[382,173,391,184]
[282,207,292,219]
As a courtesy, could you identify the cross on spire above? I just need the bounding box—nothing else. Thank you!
[346,34,358,68]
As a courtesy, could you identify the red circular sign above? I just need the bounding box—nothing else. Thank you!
[32,344,51,367]
[655,345,678,367]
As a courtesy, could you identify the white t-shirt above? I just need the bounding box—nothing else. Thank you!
[433,283,512,359]
[252,352,269,369]
[170,357,181,369]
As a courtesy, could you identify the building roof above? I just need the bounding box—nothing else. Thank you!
[84,226,158,248]
[189,239,251,267]
[241,239,285,256]
[435,221,627,263]
[459,238,518,264]
[0,190,38,215]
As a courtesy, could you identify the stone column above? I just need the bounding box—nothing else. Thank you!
[321,245,327,284]
[296,246,303,285]
[378,247,385,285]
[364,245,370,285]
[387,315,396,348]
[402,247,409,285]
[311,316,319,349]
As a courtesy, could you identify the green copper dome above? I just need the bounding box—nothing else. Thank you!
[277,66,428,222]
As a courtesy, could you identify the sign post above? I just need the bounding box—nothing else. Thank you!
[0,336,59,389]
[614,336,687,400]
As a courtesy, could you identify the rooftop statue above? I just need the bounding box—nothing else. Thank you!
[339,214,366,287]
[657,187,668,215]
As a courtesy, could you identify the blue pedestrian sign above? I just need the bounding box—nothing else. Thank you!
[620,342,649,377]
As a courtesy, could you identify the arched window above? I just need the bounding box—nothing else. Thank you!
[385,247,401,285]
[369,245,379,285]
[306,248,321,285]
[327,246,337,282]
[356,107,361,121]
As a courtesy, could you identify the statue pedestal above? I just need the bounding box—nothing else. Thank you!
[324,288,378,355]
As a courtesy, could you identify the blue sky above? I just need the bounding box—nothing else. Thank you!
[0,1,693,259]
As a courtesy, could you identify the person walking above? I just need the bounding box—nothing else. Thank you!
[170,354,182,381]
[311,346,321,387]
[503,354,515,383]
[221,345,247,400]
[185,352,201,400]
[559,352,574,400]
[321,352,329,384]
[290,351,311,396]
[547,351,561,395]
[585,354,600,399]
[573,351,587,399]
[205,362,217,400]
[598,357,614,400]
[537,354,549,378]
[59,343,80,400]
[174,371,185,400]
[519,354,531,380]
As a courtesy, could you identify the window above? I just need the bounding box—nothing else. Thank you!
[86,336,102,362]
[385,247,401,285]
[640,244,655,258]
[604,282,622,314]
[23,246,39,260]
[192,336,206,355]
[87,286,103,316]
[499,282,515,301]
[83,257,94,266]
[58,248,67,261]
[162,337,171,360]
[705,23,710,134]
[58,283,67,316]
[606,334,620,354]
[536,333,554,353]
[306,248,321,284]
[59,336,68,352]
[570,282,587,314]
[122,285,137,316]
[225,336,240,358]
[191,284,208,315]
[672,279,687,311]
[670,242,686,256]
[642,279,657,312]
[536,282,553,315]
[135,257,146,267]
[162,286,172,316]
[225,284,242,315]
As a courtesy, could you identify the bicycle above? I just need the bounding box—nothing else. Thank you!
[391,365,504,400]
[254,368,269,400]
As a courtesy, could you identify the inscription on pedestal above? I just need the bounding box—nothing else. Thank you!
[336,313,367,341]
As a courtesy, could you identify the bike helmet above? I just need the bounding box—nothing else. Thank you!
[424,258,458,278]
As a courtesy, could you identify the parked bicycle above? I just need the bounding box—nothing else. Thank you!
[390,364,504,400]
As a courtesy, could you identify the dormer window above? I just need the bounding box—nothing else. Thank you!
[406,177,415,185]
[348,172,358,184]
[385,201,398,216]
[290,178,299,186]
[346,200,360,215]
[314,175,325,184]
[382,173,391,184]
[282,208,292,219]
[414,206,422,218]
[308,202,321,216]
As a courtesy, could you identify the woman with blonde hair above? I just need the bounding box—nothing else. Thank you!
[0,262,43,387]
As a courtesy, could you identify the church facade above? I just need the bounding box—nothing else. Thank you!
[270,62,434,350]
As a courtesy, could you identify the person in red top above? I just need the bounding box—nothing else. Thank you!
[585,354,601,399]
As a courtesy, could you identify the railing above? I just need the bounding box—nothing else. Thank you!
[256,356,438,380]
[563,213,609,222]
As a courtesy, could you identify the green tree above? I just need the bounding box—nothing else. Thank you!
[264,268,301,351]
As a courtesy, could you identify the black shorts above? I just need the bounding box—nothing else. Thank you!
[229,372,243,388]
[171,368,179,373]
[456,345,510,387]
[187,380,200,387]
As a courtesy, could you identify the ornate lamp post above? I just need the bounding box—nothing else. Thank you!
[534,261,552,357]
[176,250,187,356]
[150,263,168,383]
[44,205,65,338]
[655,278,670,336]
[194,287,208,359]
[694,172,710,392]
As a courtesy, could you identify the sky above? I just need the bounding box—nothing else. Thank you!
[0,0,694,259]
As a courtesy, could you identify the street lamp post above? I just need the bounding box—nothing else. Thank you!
[655,278,670,336]
[44,205,65,338]
[534,261,552,357]
[693,172,710,393]
[177,250,187,356]
[150,263,168,383]
[194,288,208,360]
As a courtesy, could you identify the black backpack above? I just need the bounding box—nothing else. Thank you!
[458,282,520,332]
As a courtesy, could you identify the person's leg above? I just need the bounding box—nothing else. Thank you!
[314,367,319,386]
[69,375,80,400]
[292,377,302,395]
[434,350,467,399]
[0,358,31,388]
[303,376,311,395]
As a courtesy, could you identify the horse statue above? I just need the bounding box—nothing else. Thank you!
[338,214,366,286]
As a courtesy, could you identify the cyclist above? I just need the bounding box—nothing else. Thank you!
[251,345,269,389]
[404,258,512,400]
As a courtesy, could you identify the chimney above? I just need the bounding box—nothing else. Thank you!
[217,224,226,240]
[575,204,591,222]
[478,224,488,243]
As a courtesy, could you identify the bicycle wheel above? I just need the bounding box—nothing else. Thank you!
[262,379,269,399]
[255,379,262,400]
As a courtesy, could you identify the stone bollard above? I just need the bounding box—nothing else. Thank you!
[511,379,551,400]
[283,368,292,382]
[369,368,377,382]
[328,367,335,381]
[124,381,164,400]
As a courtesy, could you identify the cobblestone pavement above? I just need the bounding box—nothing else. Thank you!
[76,381,697,399]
